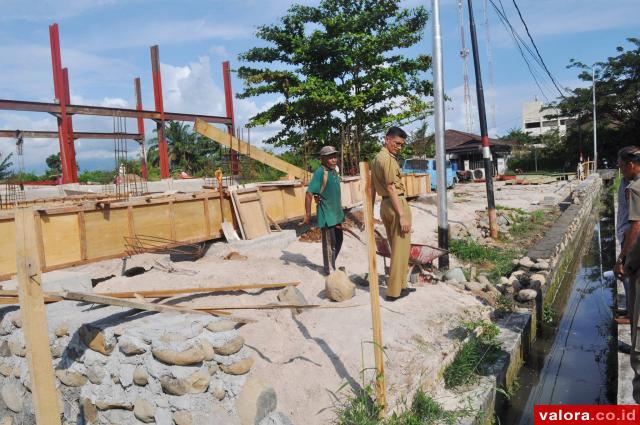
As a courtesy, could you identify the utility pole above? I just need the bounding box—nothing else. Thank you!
[592,65,597,171]
[432,0,449,269]
[467,0,498,238]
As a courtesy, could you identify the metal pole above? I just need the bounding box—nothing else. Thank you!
[534,147,538,172]
[467,0,498,238]
[432,0,449,269]
[134,78,148,180]
[592,65,597,171]
[223,61,239,176]
[150,45,170,179]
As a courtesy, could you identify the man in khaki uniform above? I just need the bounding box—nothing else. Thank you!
[617,147,640,402]
[371,126,415,301]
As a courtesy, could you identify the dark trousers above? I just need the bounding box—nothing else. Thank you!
[321,225,343,274]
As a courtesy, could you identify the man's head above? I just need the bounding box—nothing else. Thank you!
[618,146,640,180]
[319,145,339,169]
[384,126,408,155]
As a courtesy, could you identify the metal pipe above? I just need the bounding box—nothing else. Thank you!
[592,65,597,171]
[432,0,449,269]
[467,0,498,238]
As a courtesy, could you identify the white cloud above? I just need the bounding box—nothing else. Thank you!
[0,0,116,22]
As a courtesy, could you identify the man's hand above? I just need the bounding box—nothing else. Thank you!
[299,215,311,226]
[314,194,322,205]
[399,214,411,234]
[615,262,625,279]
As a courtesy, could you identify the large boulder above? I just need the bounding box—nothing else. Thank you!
[444,267,467,283]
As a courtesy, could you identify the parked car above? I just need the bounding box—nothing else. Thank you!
[401,157,456,190]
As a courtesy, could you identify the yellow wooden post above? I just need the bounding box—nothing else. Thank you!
[15,207,62,425]
[359,162,387,413]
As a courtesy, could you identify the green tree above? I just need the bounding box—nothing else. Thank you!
[555,38,640,165]
[237,0,432,157]
[146,122,221,176]
[44,153,62,179]
[401,121,434,158]
[0,152,13,180]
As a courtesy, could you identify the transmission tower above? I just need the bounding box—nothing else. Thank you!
[457,0,473,132]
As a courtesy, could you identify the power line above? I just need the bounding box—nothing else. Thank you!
[510,0,570,98]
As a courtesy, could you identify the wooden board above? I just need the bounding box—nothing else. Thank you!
[15,208,62,424]
[232,189,270,240]
[84,208,129,259]
[194,119,310,180]
[0,219,16,278]
[132,204,172,239]
[40,212,82,267]
[174,200,207,241]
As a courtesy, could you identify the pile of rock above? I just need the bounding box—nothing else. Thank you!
[494,256,552,304]
[0,301,291,425]
[443,267,502,300]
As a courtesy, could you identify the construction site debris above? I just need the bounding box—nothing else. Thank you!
[324,269,355,302]
[224,251,248,261]
[277,286,308,314]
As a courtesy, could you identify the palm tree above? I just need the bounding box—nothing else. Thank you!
[0,152,14,180]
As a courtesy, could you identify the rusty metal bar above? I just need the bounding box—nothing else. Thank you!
[0,130,142,140]
[134,78,148,180]
[62,68,78,181]
[150,45,170,179]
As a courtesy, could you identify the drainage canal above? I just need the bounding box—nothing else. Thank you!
[500,191,617,424]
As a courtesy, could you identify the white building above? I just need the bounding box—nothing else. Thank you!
[522,99,574,136]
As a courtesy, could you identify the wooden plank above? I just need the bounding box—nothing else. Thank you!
[0,218,17,276]
[232,189,270,240]
[33,214,47,268]
[203,197,211,238]
[40,212,82,266]
[359,162,387,413]
[168,201,176,240]
[60,291,256,324]
[229,190,246,239]
[14,208,62,425]
[194,119,309,180]
[77,211,88,260]
[132,204,172,239]
[85,282,300,299]
[85,208,129,259]
[173,200,206,241]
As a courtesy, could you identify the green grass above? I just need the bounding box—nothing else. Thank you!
[443,321,502,390]
[495,204,526,215]
[449,239,522,283]
[335,387,463,425]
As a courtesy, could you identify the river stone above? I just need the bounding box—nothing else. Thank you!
[477,275,491,287]
[499,276,510,285]
[173,411,193,425]
[0,341,10,357]
[8,339,25,357]
[160,369,210,396]
[79,324,115,355]
[236,377,277,425]
[533,261,550,271]
[86,365,106,384]
[9,313,21,329]
[119,335,149,355]
[1,381,24,413]
[56,369,88,387]
[529,274,547,290]
[213,336,245,356]
[277,286,308,314]
[325,270,355,302]
[81,398,98,424]
[54,322,70,337]
[221,357,254,375]
[201,340,215,360]
[134,399,156,423]
[444,267,467,282]
[464,281,483,292]
[206,320,237,333]
[259,412,295,425]
[519,257,535,269]
[0,362,11,376]
[210,380,226,400]
[517,289,537,302]
[207,362,220,376]
[133,365,149,386]
[152,342,206,366]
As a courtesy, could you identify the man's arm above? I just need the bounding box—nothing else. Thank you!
[386,183,410,234]
[616,220,640,276]
[301,191,314,225]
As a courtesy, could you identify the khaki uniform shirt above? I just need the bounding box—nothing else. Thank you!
[627,177,640,222]
[371,148,405,197]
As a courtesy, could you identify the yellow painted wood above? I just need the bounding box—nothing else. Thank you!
[132,204,171,239]
[14,208,62,425]
[84,209,129,259]
[174,201,207,241]
[40,213,82,266]
[0,219,16,277]
[194,119,309,180]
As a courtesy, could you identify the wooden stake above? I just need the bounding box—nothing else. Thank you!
[359,162,386,413]
[14,208,62,425]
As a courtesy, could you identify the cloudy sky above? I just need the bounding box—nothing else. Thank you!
[0,0,638,173]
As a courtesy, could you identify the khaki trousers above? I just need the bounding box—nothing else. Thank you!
[380,197,412,298]
[630,272,640,403]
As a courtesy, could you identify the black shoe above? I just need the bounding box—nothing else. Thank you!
[619,341,631,354]
[384,288,416,302]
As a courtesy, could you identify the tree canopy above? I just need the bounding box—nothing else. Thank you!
[555,37,640,164]
[0,152,13,180]
[237,0,432,157]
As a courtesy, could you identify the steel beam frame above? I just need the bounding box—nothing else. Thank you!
[222,61,239,175]
[150,45,170,179]
[134,78,148,180]
[0,130,142,140]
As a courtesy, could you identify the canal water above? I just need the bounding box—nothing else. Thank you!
[500,195,617,424]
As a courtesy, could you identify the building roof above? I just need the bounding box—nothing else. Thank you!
[444,129,519,153]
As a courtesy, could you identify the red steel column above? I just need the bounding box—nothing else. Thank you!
[134,78,148,180]
[62,68,78,182]
[150,45,170,179]
[49,23,75,183]
[222,61,238,175]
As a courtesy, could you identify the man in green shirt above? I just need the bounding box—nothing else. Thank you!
[302,146,345,275]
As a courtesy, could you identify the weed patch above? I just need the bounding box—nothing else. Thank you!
[449,239,522,283]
